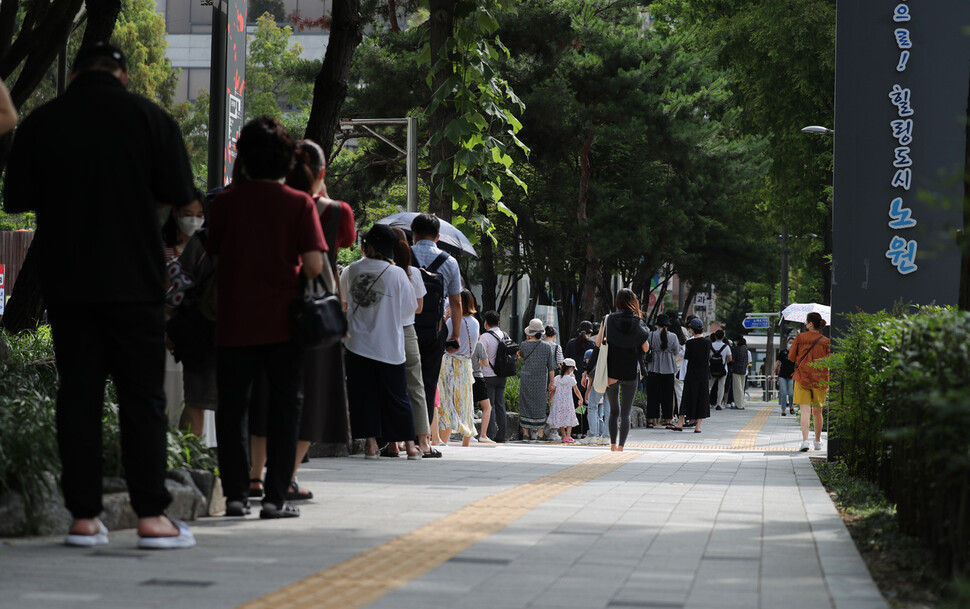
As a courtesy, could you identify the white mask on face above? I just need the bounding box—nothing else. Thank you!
[177,216,204,237]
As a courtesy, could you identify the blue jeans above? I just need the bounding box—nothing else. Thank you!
[586,388,611,437]
[778,377,794,411]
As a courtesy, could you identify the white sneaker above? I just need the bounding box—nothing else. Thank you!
[814,441,823,451]
[799,441,811,452]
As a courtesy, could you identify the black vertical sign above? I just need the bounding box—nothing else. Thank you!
[207,0,247,189]
[832,2,970,318]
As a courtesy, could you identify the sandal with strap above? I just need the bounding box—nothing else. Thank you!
[285,481,313,501]
[248,478,264,498]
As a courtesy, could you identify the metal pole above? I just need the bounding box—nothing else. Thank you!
[509,226,520,342]
[207,0,228,190]
[780,224,789,351]
[57,42,68,97]
[406,116,418,212]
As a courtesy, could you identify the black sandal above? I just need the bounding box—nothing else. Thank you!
[422,448,443,458]
[285,481,313,501]
[248,478,264,498]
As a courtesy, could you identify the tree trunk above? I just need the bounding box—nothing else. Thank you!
[681,282,698,320]
[960,62,970,311]
[80,0,122,48]
[0,0,19,60]
[387,0,401,33]
[478,199,497,312]
[576,128,598,320]
[1,232,45,333]
[303,0,362,162]
[427,0,456,221]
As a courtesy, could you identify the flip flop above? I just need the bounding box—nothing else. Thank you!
[422,448,443,458]
[65,520,109,547]
[138,518,195,550]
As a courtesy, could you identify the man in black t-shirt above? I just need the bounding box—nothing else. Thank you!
[4,44,196,549]
[773,337,797,415]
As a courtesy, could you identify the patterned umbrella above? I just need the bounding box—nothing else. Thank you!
[781,303,831,325]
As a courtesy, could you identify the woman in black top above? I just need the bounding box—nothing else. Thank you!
[595,289,650,451]
[673,317,712,433]
[773,337,796,415]
[564,321,596,435]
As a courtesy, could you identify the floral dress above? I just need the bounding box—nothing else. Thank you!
[547,374,579,428]
[437,317,477,438]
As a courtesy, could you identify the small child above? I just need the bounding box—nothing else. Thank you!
[547,358,583,443]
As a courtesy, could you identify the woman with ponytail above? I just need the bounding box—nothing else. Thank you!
[646,314,679,428]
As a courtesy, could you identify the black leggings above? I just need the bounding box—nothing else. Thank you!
[606,379,638,446]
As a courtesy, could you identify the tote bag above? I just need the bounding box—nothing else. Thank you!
[593,315,610,394]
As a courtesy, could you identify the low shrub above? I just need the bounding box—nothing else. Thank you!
[0,327,218,530]
[504,375,520,413]
[829,307,970,576]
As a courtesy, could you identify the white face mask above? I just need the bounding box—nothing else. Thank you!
[177,216,204,237]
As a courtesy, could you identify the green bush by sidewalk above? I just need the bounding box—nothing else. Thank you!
[829,306,970,577]
[0,328,217,532]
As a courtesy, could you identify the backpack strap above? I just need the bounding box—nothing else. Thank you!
[427,251,449,273]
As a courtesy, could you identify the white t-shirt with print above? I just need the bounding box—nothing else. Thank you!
[340,257,416,365]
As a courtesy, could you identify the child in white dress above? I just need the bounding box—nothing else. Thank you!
[547,358,583,443]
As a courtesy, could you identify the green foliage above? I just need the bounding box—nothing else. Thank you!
[421,0,526,236]
[245,14,316,125]
[172,90,210,189]
[829,307,970,575]
[0,330,60,521]
[0,327,217,532]
[112,0,180,109]
[248,0,286,22]
[504,375,519,413]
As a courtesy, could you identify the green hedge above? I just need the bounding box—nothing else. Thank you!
[0,328,217,529]
[829,307,970,576]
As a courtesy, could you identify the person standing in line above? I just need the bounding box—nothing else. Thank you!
[4,43,195,548]
[410,214,464,435]
[439,289,479,446]
[544,325,564,367]
[469,329,496,444]
[673,317,712,433]
[341,225,422,460]
[209,117,327,520]
[595,289,650,451]
[0,77,17,135]
[547,358,583,443]
[581,348,610,443]
[708,329,732,411]
[645,314,680,428]
[773,337,796,416]
[729,336,750,410]
[518,318,558,441]
[669,316,687,424]
[391,228,439,457]
[564,322,595,436]
[789,312,831,451]
[480,311,510,442]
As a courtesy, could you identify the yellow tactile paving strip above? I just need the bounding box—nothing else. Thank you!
[730,404,775,449]
[237,451,640,609]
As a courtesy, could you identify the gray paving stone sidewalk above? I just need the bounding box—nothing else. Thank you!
[0,402,886,609]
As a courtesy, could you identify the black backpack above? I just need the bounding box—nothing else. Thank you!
[412,249,450,340]
[487,330,519,377]
[710,343,728,378]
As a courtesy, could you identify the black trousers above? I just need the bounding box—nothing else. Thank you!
[646,372,675,420]
[483,375,507,441]
[344,350,416,441]
[48,303,171,519]
[216,341,305,507]
[416,326,446,423]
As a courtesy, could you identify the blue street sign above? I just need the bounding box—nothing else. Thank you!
[742,317,770,330]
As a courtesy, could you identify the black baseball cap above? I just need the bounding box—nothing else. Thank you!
[363,224,399,259]
[72,42,128,73]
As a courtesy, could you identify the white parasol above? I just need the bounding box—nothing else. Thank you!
[781,303,831,325]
